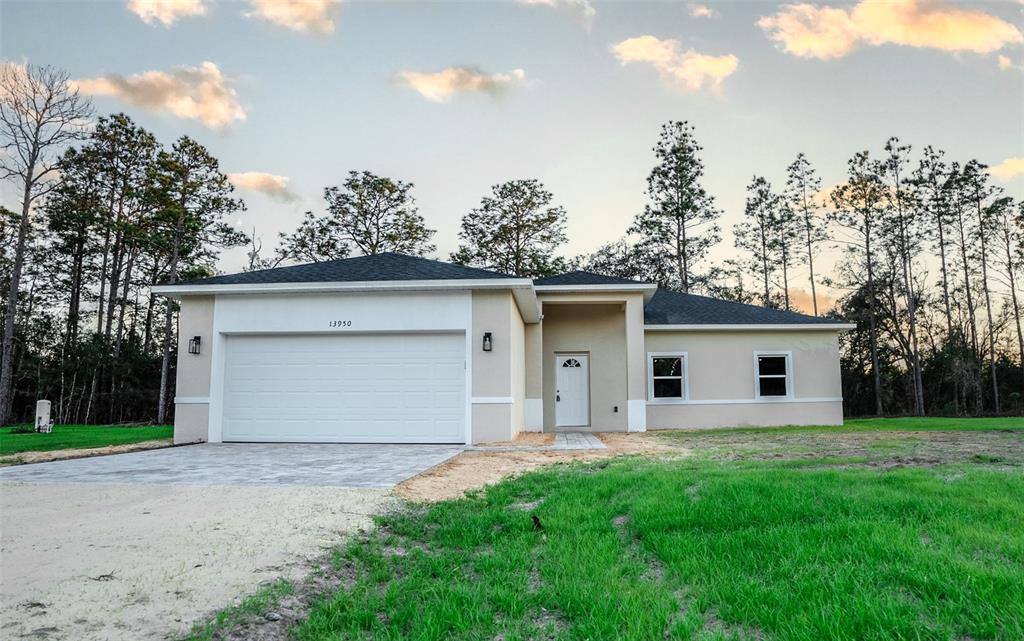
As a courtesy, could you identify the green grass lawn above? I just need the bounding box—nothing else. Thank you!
[181,418,1024,641]
[666,416,1024,436]
[0,423,173,456]
[294,457,1023,641]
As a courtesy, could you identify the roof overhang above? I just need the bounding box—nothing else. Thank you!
[535,283,658,303]
[644,323,856,332]
[152,278,542,323]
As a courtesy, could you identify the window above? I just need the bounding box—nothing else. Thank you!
[648,353,687,401]
[561,358,582,368]
[755,353,791,398]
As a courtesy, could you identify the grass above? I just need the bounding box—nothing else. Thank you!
[178,418,1024,641]
[183,579,294,641]
[292,457,1023,641]
[656,416,1024,438]
[0,423,173,455]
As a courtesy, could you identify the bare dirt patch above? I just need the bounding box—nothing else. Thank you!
[660,428,1024,468]
[0,483,389,641]
[476,432,556,448]
[0,439,173,466]
[397,432,688,501]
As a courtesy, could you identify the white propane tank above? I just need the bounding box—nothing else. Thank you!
[35,400,53,433]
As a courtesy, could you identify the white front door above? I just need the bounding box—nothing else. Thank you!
[555,354,589,427]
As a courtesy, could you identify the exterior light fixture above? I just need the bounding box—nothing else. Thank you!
[188,336,202,355]
[482,332,493,352]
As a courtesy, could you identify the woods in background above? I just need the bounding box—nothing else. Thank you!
[1,66,1022,425]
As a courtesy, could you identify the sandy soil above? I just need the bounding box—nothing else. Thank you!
[666,428,1024,466]
[475,432,556,448]
[0,439,173,466]
[0,483,390,641]
[397,432,687,501]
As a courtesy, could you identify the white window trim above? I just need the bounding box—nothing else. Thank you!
[647,351,689,404]
[753,350,794,401]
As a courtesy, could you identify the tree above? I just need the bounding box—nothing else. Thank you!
[990,197,1023,397]
[785,153,828,315]
[963,160,1003,412]
[574,240,646,281]
[629,121,721,293]
[323,171,435,257]
[879,137,925,415]
[148,137,247,423]
[831,151,887,416]
[912,147,955,336]
[0,63,92,425]
[451,179,567,277]
[277,211,352,263]
[734,176,779,307]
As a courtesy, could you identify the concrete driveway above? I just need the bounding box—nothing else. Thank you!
[0,443,461,641]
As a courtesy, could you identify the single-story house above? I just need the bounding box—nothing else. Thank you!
[153,253,853,445]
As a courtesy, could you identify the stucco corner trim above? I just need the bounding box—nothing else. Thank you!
[524,398,543,431]
[627,399,647,432]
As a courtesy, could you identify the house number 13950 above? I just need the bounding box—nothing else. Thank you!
[329,320,352,328]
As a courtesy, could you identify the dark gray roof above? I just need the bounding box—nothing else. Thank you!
[644,289,843,325]
[533,271,653,286]
[178,252,517,286]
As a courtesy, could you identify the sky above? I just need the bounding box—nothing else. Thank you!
[2,0,1023,311]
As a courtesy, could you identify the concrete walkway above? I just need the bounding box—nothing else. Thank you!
[553,431,606,450]
[469,431,607,452]
[0,442,464,487]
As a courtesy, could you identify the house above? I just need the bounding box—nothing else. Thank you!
[153,253,853,445]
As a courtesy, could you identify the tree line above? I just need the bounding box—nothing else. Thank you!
[1,64,1021,425]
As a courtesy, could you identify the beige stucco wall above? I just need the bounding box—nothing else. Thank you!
[509,297,525,438]
[541,303,628,431]
[644,329,844,429]
[173,296,214,444]
[471,290,525,443]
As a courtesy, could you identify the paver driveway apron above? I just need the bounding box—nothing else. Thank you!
[0,443,462,641]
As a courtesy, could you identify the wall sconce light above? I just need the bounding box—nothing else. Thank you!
[482,332,493,352]
[188,336,202,355]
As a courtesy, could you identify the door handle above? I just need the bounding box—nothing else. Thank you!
[556,391,560,402]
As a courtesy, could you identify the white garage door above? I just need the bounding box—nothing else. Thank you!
[221,333,465,443]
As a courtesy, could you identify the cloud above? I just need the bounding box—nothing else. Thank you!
[520,0,595,26]
[758,0,1023,60]
[988,158,1024,182]
[998,55,1022,71]
[73,62,246,129]
[789,287,836,315]
[611,36,739,92]
[399,66,527,103]
[228,172,298,201]
[126,0,206,26]
[688,4,714,19]
[245,0,339,34]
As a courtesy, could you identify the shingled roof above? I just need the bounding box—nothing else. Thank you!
[644,289,842,325]
[533,271,654,286]
[176,252,518,286]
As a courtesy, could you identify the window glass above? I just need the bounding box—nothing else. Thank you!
[758,356,787,376]
[759,377,788,397]
[653,379,683,398]
[756,354,789,397]
[650,354,685,399]
[652,357,681,377]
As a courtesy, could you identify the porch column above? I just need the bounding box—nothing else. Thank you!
[524,320,544,431]
[624,295,647,431]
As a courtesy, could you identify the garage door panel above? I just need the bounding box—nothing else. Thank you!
[221,333,466,443]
